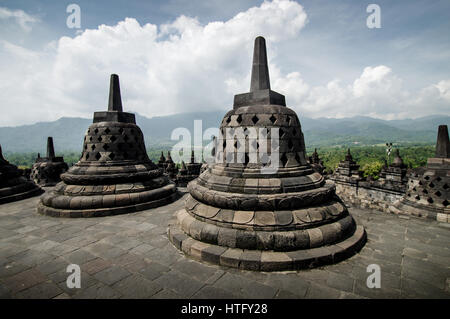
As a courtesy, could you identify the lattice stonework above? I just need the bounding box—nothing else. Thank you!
[406,173,449,208]
[82,124,147,162]
[168,36,366,271]
[37,74,177,217]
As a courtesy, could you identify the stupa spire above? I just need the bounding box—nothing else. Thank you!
[345,148,353,161]
[108,74,123,112]
[250,36,270,92]
[435,125,450,158]
[233,36,285,108]
[46,137,55,159]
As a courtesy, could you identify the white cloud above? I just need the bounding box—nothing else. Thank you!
[0,0,448,127]
[0,7,39,32]
[278,65,449,120]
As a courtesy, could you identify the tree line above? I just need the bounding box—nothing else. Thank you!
[3,144,435,179]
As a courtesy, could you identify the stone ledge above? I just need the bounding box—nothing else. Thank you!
[168,223,366,271]
[37,190,180,218]
[184,195,348,232]
[188,180,336,211]
[0,185,43,205]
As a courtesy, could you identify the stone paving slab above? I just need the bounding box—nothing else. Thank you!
[0,191,448,299]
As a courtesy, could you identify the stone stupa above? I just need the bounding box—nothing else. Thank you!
[38,74,178,217]
[30,137,69,187]
[168,37,366,271]
[176,150,202,186]
[392,125,449,222]
[0,145,43,204]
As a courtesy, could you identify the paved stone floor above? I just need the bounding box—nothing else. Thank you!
[0,188,449,299]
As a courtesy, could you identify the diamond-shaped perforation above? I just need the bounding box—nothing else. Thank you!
[94,128,99,134]
[415,195,420,200]
[443,200,449,207]
[226,116,231,124]
[109,152,115,160]
[269,114,276,124]
[110,136,117,142]
[236,114,242,124]
[429,182,435,188]
[427,197,434,203]
[435,191,441,197]
[103,144,109,151]
[91,144,96,151]
[280,153,288,167]
[95,152,101,160]
[98,136,103,142]
[252,115,259,124]
[104,128,110,134]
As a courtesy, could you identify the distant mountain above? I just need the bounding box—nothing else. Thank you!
[0,112,448,153]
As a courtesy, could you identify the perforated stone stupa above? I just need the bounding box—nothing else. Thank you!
[37,74,177,217]
[392,125,449,222]
[0,145,43,204]
[168,37,366,271]
[30,137,68,187]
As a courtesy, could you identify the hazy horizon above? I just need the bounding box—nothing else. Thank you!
[1,0,449,127]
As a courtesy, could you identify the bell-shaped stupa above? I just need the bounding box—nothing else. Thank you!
[168,37,366,271]
[0,145,43,204]
[38,74,178,217]
[30,137,69,186]
[393,125,449,222]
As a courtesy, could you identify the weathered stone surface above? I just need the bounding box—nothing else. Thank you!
[37,74,177,217]
[0,194,448,298]
[168,36,365,271]
[30,137,68,187]
[0,145,43,204]
[392,125,449,222]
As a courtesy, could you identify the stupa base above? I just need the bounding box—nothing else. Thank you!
[37,185,179,218]
[168,209,366,271]
[0,183,44,205]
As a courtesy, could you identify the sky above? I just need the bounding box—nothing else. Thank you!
[0,0,449,127]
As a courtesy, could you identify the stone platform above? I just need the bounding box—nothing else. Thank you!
[0,189,448,299]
